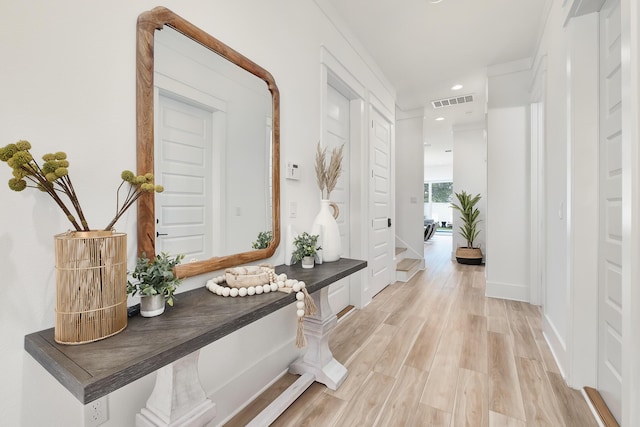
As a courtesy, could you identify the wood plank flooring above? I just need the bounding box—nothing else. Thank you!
[224,234,598,427]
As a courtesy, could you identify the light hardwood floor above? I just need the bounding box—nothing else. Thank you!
[225,234,598,427]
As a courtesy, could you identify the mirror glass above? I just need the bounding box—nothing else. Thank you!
[137,7,280,278]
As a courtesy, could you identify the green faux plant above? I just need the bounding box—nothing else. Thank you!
[127,252,185,306]
[0,140,164,231]
[450,190,482,249]
[291,232,321,263]
[251,231,273,250]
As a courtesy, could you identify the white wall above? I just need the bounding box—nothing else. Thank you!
[452,125,487,257]
[486,107,530,300]
[424,164,453,182]
[529,0,571,373]
[0,1,395,425]
[396,112,425,257]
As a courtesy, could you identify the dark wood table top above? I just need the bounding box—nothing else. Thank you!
[24,258,367,404]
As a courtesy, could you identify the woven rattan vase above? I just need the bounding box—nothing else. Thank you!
[54,230,128,344]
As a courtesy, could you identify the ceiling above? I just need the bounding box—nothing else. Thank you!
[323,0,549,168]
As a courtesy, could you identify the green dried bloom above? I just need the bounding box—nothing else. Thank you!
[8,177,26,191]
[1,144,18,162]
[54,152,67,160]
[15,140,31,151]
[11,151,32,166]
[58,160,69,168]
[140,183,154,191]
[0,147,13,162]
[154,185,164,193]
[55,167,68,177]
[42,153,56,161]
[12,169,26,179]
[45,172,58,182]
[144,173,154,181]
[41,162,56,174]
[135,175,146,184]
[121,170,135,182]
[7,158,15,168]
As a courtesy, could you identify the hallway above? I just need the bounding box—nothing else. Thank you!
[226,234,598,426]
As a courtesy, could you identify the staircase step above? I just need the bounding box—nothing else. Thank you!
[395,247,408,256]
[396,258,421,272]
[395,257,424,283]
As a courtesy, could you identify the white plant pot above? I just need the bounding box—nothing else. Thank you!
[140,294,166,317]
[301,256,315,269]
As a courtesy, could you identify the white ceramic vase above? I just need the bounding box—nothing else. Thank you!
[311,199,342,262]
[140,294,165,317]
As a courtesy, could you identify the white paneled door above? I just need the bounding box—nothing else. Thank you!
[598,0,622,422]
[156,93,214,261]
[325,84,351,314]
[368,108,393,300]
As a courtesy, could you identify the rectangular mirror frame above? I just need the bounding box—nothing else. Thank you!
[136,6,280,278]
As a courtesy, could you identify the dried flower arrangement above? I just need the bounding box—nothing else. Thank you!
[314,142,344,199]
[0,139,163,231]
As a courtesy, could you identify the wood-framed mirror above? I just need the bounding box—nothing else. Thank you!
[137,6,280,278]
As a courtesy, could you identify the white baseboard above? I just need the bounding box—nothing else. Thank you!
[542,312,567,379]
[485,280,529,301]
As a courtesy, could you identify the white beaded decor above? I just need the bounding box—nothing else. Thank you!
[205,267,311,323]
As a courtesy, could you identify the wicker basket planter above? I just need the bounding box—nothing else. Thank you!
[455,247,484,265]
[54,230,128,344]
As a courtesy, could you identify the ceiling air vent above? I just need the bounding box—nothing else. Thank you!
[431,94,474,109]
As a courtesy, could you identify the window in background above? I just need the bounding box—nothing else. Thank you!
[424,181,453,229]
[431,182,453,203]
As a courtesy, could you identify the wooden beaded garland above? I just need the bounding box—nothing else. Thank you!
[205,266,317,348]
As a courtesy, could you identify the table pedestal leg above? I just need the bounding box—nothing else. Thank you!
[289,287,347,390]
[136,351,216,427]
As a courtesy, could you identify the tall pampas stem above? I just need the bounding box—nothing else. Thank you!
[314,141,344,199]
[315,142,327,198]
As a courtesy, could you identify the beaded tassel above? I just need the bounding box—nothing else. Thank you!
[296,317,307,349]
[302,288,317,316]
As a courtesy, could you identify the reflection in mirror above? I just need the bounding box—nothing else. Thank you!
[137,7,280,278]
[154,27,273,259]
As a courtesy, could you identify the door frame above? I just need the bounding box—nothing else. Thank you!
[367,95,396,302]
[320,47,367,308]
[619,0,640,424]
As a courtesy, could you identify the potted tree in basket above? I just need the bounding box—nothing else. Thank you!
[291,232,321,269]
[450,190,483,265]
[127,252,185,317]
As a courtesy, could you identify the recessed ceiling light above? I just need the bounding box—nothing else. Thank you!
[435,117,445,121]
[451,84,463,91]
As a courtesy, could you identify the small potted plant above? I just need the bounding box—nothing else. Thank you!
[251,230,273,250]
[450,190,483,265]
[291,232,321,269]
[127,252,185,317]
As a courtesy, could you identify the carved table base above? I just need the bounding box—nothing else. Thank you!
[137,287,347,426]
[288,286,347,390]
[136,351,216,427]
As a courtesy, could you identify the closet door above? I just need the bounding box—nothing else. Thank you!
[598,0,622,421]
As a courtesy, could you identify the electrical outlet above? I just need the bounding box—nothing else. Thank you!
[85,396,108,427]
